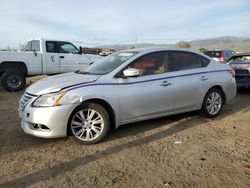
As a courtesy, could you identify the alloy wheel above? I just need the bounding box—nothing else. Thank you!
[71,109,104,141]
[206,91,222,115]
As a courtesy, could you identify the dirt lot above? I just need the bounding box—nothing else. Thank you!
[0,77,249,188]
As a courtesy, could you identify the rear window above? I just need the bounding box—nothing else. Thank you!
[31,40,40,51]
[204,51,221,58]
[169,51,208,71]
[25,40,40,51]
[46,41,58,53]
[198,55,210,67]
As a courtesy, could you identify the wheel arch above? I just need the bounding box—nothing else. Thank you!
[0,61,28,76]
[206,85,226,104]
[67,98,116,135]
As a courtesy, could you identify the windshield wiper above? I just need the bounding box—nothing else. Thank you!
[77,71,91,75]
[76,70,106,75]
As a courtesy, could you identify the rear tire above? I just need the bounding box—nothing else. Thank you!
[0,70,26,92]
[201,88,224,118]
[68,102,110,144]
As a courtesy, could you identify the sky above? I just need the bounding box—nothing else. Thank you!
[0,0,250,48]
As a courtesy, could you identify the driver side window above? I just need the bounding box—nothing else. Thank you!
[128,52,167,76]
[58,42,79,54]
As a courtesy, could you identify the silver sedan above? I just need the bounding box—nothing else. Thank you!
[19,48,236,144]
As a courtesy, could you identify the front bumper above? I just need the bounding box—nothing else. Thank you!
[19,102,79,138]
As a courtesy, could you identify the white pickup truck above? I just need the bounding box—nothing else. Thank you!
[0,39,102,91]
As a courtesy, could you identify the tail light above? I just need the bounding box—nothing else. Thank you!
[227,69,235,77]
[219,52,225,62]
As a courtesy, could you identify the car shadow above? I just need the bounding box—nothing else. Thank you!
[105,111,200,142]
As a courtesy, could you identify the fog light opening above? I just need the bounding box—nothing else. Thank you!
[30,123,50,131]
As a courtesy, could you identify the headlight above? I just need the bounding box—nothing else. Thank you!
[32,92,66,107]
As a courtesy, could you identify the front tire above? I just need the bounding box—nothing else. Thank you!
[69,103,110,144]
[201,88,224,118]
[0,70,26,92]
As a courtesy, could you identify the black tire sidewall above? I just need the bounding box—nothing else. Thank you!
[68,102,110,144]
[201,88,224,118]
[0,70,26,92]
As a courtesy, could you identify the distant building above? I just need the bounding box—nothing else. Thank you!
[81,47,102,55]
[81,47,115,56]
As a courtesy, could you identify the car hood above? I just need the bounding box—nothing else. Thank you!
[26,72,100,95]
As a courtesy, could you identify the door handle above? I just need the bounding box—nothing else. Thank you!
[200,76,208,81]
[160,81,171,87]
[60,56,65,58]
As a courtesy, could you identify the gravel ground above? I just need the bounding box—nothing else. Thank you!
[0,76,249,188]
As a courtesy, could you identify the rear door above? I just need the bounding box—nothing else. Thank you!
[168,51,210,111]
[58,42,90,73]
[44,41,60,74]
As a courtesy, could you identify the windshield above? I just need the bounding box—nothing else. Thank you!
[78,51,138,75]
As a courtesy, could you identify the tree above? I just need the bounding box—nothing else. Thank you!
[6,46,11,51]
[199,48,208,53]
[176,41,191,48]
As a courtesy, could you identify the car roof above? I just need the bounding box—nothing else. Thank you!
[226,53,250,62]
[122,47,200,54]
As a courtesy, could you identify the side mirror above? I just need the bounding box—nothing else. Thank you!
[79,46,83,54]
[123,68,140,78]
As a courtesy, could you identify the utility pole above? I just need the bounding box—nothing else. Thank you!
[134,35,137,48]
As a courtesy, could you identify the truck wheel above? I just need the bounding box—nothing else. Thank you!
[0,70,26,92]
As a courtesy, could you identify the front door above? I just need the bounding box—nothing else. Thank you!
[118,51,174,123]
[44,41,60,74]
[58,42,90,73]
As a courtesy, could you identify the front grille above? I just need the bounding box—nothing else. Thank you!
[20,93,33,111]
[235,69,249,75]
